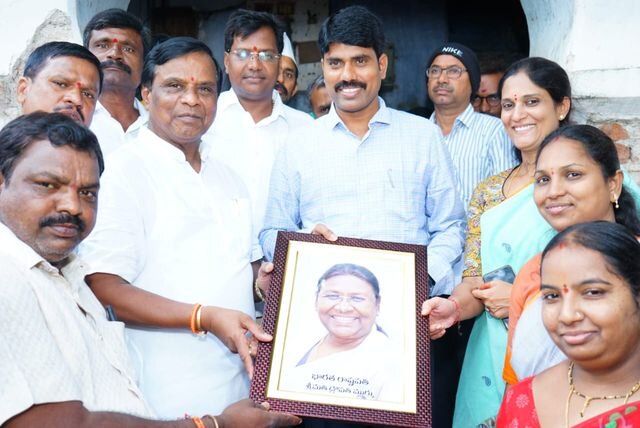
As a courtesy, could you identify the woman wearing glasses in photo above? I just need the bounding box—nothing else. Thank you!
[497,221,640,427]
[281,264,402,402]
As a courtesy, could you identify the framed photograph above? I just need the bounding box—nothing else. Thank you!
[250,232,431,427]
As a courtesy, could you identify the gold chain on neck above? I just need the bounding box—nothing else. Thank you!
[565,361,640,427]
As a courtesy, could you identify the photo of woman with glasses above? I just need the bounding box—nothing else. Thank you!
[280,263,403,403]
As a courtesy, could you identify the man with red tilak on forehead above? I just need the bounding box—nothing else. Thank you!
[79,37,279,419]
[83,8,151,156]
[202,9,312,264]
[17,41,103,126]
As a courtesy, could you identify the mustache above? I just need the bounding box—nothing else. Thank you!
[40,213,85,233]
[101,60,132,75]
[335,80,366,91]
[53,105,85,123]
[274,82,288,97]
[433,84,452,92]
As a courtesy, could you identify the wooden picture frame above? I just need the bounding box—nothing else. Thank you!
[250,232,431,427]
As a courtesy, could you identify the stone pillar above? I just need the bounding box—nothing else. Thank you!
[521,0,640,180]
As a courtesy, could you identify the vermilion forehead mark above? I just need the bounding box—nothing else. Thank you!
[562,284,569,294]
[112,38,119,43]
[252,46,258,52]
[75,81,82,88]
[514,95,518,101]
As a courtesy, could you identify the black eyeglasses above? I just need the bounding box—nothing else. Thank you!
[473,94,501,107]
[426,65,467,79]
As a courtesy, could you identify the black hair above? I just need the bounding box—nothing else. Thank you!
[477,52,511,75]
[316,263,381,300]
[141,37,221,95]
[541,221,640,301]
[306,75,326,99]
[536,124,640,235]
[223,9,284,53]
[499,57,572,125]
[23,41,103,92]
[0,112,104,183]
[318,6,385,58]
[83,8,152,56]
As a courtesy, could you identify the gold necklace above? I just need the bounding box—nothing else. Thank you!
[565,362,640,427]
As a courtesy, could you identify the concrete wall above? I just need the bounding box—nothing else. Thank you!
[521,0,640,180]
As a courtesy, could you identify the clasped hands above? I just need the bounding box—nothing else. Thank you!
[421,279,512,339]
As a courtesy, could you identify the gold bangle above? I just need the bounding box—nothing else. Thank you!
[190,303,202,334]
[190,416,206,428]
[195,305,206,335]
[254,278,265,302]
[203,414,220,428]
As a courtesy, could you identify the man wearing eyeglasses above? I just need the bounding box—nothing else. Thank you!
[473,53,509,118]
[426,43,517,210]
[203,9,311,262]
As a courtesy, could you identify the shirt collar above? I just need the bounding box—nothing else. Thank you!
[429,103,474,129]
[323,97,391,131]
[217,88,286,124]
[140,126,210,164]
[95,99,149,121]
[0,221,84,279]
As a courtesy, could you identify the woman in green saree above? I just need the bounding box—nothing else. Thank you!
[423,57,640,427]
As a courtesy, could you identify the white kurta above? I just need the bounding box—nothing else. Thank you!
[202,88,313,259]
[90,99,148,157]
[79,126,255,418]
[0,223,153,425]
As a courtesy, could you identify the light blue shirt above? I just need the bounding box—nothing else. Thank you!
[259,99,465,295]
[430,104,518,209]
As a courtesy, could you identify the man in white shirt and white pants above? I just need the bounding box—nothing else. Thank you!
[79,37,274,419]
[203,9,312,261]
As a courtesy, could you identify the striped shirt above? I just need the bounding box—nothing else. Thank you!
[260,99,466,296]
[430,104,517,209]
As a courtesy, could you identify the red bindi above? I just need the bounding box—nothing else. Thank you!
[190,76,194,82]
[513,95,518,101]
[112,38,119,43]
[252,46,258,52]
[75,81,82,88]
[562,284,569,294]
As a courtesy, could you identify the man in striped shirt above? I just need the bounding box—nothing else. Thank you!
[426,43,517,210]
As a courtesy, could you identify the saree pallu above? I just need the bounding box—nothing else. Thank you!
[453,184,554,428]
[497,376,640,428]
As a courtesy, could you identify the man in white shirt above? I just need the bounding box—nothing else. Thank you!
[203,9,312,260]
[17,41,102,126]
[0,112,300,428]
[83,9,151,156]
[79,37,275,418]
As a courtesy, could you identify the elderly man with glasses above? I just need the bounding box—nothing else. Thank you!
[426,43,517,211]
[202,9,312,265]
